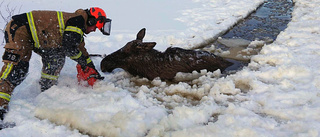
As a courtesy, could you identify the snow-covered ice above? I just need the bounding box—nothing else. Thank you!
[0,0,320,137]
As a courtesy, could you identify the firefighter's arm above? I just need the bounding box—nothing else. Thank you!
[78,41,89,56]
[62,16,103,86]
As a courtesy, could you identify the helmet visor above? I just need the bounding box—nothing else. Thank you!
[101,18,112,35]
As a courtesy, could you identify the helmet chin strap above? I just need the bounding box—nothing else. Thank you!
[87,17,97,26]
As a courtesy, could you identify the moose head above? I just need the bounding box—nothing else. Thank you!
[100,28,157,72]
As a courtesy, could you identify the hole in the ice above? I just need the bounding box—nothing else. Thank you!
[200,0,294,75]
[112,0,294,110]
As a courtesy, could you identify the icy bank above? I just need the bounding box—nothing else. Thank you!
[1,0,320,137]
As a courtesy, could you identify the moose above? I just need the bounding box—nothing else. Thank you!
[100,28,233,80]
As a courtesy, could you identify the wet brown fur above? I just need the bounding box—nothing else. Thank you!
[101,28,233,80]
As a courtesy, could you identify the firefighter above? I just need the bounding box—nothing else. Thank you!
[0,7,112,120]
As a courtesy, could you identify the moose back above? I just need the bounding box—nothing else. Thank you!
[100,28,233,80]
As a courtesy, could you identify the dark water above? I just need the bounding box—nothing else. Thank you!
[222,0,294,41]
[215,0,294,73]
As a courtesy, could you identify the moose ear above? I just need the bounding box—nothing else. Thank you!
[136,28,146,41]
[136,42,157,51]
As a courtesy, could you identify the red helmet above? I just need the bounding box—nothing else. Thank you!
[88,7,112,35]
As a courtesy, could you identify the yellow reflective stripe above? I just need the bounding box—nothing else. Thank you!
[0,63,13,79]
[0,92,10,101]
[65,26,83,36]
[70,51,82,60]
[87,58,92,64]
[26,12,40,48]
[41,72,58,81]
[57,11,65,36]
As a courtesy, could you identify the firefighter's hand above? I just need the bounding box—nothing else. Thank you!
[76,64,104,86]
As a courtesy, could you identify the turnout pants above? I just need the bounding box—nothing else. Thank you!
[0,19,65,108]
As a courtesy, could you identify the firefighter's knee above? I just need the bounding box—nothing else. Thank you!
[1,61,29,87]
[39,73,59,92]
[0,61,28,107]
[0,80,14,107]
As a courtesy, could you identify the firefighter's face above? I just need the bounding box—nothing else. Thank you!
[86,25,97,34]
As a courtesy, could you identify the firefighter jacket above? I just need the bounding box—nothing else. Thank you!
[4,9,93,67]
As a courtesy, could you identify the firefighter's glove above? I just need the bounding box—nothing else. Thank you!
[76,64,104,86]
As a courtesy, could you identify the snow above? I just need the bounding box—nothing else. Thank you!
[0,0,320,136]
